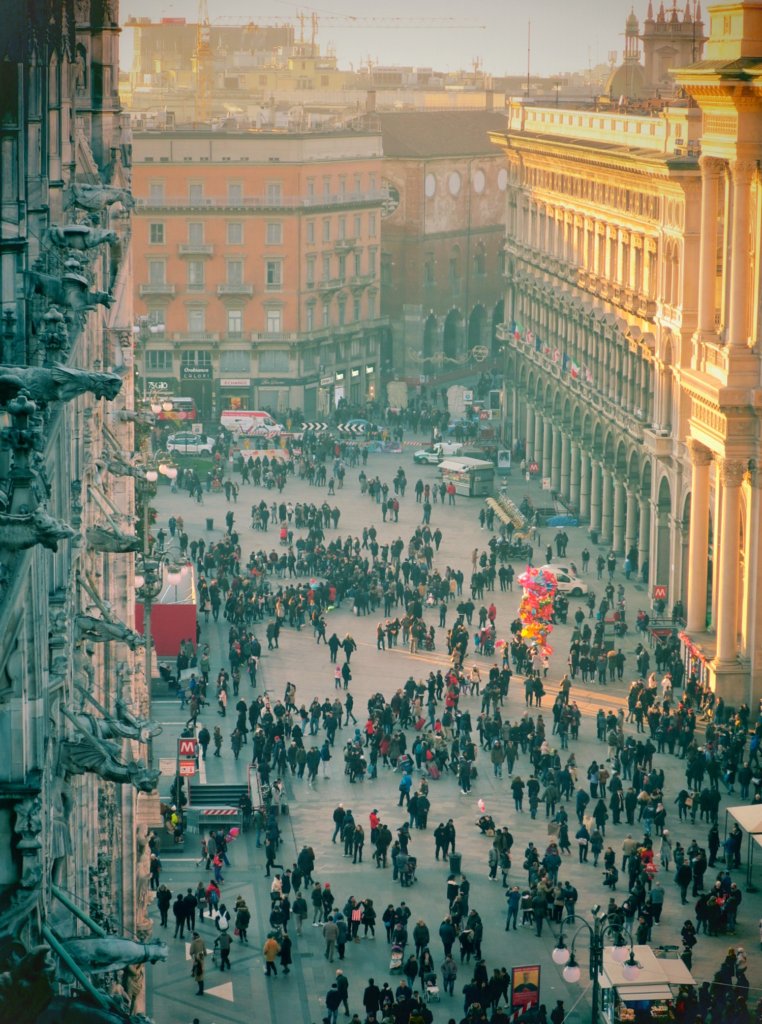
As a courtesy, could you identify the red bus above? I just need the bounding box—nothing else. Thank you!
[156,396,197,422]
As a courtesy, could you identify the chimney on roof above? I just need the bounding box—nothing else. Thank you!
[366,89,377,113]
[485,89,495,110]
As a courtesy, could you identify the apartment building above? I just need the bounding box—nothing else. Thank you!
[132,126,388,419]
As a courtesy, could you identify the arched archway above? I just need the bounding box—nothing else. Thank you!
[443,309,462,363]
[423,314,438,368]
[655,475,672,598]
[491,299,504,356]
[468,305,487,351]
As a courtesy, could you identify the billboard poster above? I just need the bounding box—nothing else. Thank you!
[511,965,541,1011]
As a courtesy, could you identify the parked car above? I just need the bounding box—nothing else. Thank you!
[414,448,444,465]
[538,564,588,596]
[165,432,215,456]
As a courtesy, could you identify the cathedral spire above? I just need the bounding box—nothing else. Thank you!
[646,0,654,19]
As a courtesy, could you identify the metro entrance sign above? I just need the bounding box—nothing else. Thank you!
[652,585,668,601]
[178,737,198,758]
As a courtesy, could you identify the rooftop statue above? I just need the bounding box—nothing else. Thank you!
[73,687,162,744]
[26,269,112,313]
[0,364,122,407]
[59,729,159,793]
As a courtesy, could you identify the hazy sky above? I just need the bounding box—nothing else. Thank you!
[121,0,655,77]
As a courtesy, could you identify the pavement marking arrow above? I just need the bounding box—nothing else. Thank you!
[205,981,235,1002]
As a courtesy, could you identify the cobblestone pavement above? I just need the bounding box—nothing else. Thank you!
[145,441,762,1024]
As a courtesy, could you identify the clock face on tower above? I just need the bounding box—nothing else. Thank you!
[381,179,400,218]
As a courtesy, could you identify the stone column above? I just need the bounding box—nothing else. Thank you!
[612,479,626,555]
[570,443,581,509]
[601,470,614,544]
[542,419,552,480]
[534,414,544,469]
[625,488,638,556]
[638,499,651,575]
[525,406,535,462]
[579,451,591,520]
[686,441,712,632]
[716,458,746,662]
[560,433,571,500]
[728,161,755,347]
[550,428,562,492]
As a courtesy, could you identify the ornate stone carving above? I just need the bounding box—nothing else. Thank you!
[719,458,747,488]
[86,523,141,554]
[0,508,76,552]
[686,438,712,467]
[25,268,112,312]
[0,364,122,408]
[68,183,134,213]
[59,728,159,793]
[75,614,145,650]
[14,796,43,889]
[74,686,162,744]
[46,225,119,251]
[38,306,70,364]
[61,937,168,974]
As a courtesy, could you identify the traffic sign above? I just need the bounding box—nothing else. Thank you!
[337,423,366,434]
[300,422,328,432]
[178,737,198,758]
[652,585,667,601]
[179,760,196,777]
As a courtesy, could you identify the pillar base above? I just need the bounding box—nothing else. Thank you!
[708,658,750,706]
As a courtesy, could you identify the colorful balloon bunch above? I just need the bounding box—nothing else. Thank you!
[517,566,558,655]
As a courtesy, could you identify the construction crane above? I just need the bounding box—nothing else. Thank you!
[195,0,212,124]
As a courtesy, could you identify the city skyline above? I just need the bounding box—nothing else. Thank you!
[120,0,662,78]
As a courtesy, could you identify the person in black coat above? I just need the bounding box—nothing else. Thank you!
[156,885,171,927]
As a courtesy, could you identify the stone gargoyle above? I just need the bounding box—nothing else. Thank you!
[68,183,135,213]
[0,508,77,552]
[59,731,159,793]
[61,938,168,975]
[26,269,112,312]
[0,364,122,408]
[72,689,162,745]
[46,225,119,251]
[75,615,145,650]
[95,454,148,481]
[86,523,141,554]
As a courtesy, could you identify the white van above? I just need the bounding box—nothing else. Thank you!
[220,410,284,438]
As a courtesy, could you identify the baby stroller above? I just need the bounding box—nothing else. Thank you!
[401,856,417,887]
[389,943,404,973]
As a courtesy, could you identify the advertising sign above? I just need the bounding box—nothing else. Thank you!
[511,965,541,1012]
[180,365,212,381]
[179,760,196,777]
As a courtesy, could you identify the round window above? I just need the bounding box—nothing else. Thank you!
[425,173,436,198]
[472,169,486,194]
[448,171,462,196]
[498,168,508,191]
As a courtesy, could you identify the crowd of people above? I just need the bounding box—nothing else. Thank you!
[149,430,762,1024]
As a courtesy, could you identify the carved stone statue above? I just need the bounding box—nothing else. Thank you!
[0,508,76,552]
[46,225,119,251]
[75,615,145,650]
[121,964,143,1015]
[59,733,159,793]
[86,524,141,554]
[25,269,112,312]
[0,364,122,407]
[68,183,135,213]
[61,937,168,974]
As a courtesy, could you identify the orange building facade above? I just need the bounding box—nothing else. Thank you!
[132,127,388,420]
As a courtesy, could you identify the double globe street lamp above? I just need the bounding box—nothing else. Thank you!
[551,908,640,1022]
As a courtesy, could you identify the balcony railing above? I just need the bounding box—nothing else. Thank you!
[217,283,254,297]
[139,282,175,297]
[136,189,385,212]
[178,243,214,257]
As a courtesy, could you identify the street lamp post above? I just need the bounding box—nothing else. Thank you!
[551,909,638,1023]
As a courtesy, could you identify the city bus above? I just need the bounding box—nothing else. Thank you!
[156,396,197,422]
[438,457,495,497]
